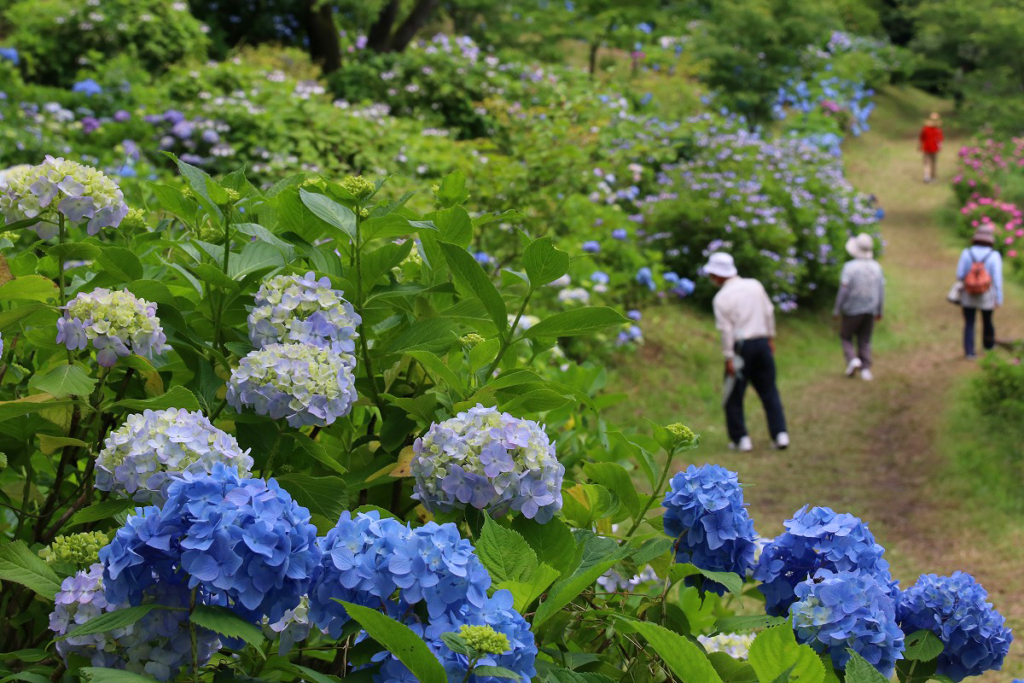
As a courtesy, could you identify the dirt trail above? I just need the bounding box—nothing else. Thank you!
[689,91,1024,680]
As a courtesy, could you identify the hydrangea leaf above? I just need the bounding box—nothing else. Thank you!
[843,651,890,683]
[29,363,97,399]
[902,629,943,662]
[626,620,724,683]
[523,237,570,287]
[37,435,89,455]
[95,247,143,282]
[432,206,473,248]
[65,499,136,528]
[54,605,161,641]
[274,474,348,521]
[474,665,522,680]
[111,386,201,412]
[337,600,447,683]
[669,563,744,596]
[0,394,76,423]
[81,667,164,682]
[0,275,59,303]
[438,242,507,334]
[496,563,561,612]
[543,669,617,683]
[0,541,62,600]
[435,170,470,208]
[714,615,789,633]
[511,515,576,575]
[583,462,641,519]
[748,626,824,683]
[189,605,265,652]
[477,516,539,584]
[299,188,357,241]
[532,539,631,627]
[290,433,347,475]
[707,652,758,683]
[229,241,286,280]
[523,307,629,339]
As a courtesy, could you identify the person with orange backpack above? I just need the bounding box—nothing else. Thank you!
[956,223,1003,359]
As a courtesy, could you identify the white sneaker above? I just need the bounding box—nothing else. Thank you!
[845,358,862,377]
[861,369,873,381]
[728,436,753,452]
[774,432,790,450]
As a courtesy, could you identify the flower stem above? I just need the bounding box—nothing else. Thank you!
[485,288,532,379]
[624,445,678,539]
[351,210,384,411]
[57,213,71,363]
[189,587,199,683]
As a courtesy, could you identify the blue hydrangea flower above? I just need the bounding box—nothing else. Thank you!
[308,511,493,638]
[101,463,321,625]
[226,342,357,428]
[72,79,104,96]
[49,563,219,681]
[0,47,18,65]
[57,288,167,367]
[897,572,1013,681]
[754,505,896,616]
[410,405,564,523]
[636,267,656,291]
[264,596,312,657]
[0,156,129,238]
[791,569,905,676]
[96,408,254,504]
[582,240,601,253]
[662,464,757,594]
[247,272,361,356]
[0,330,4,358]
[612,228,628,240]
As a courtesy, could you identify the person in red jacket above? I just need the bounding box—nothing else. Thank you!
[919,112,944,183]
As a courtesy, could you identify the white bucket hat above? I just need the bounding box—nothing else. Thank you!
[845,233,874,259]
[704,252,738,278]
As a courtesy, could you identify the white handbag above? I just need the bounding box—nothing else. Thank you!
[947,280,963,305]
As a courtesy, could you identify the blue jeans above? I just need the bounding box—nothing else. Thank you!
[725,338,788,443]
[962,307,995,357]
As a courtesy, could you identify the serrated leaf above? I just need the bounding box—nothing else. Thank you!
[189,605,264,649]
[669,563,744,595]
[707,653,759,683]
[435,170,470,208]
[629,620,724,683]
[300,189,357,240]
[523,237,569,287]
[81,669,159,683]
[95,247,143,282]
[0,541,62,600]
[843,651,890,683]
[715,615,789,633]
[55,605,161,641]
[29,363,96,398]
[477,516,538,583]
[496,563,561,612]
[902,629,943,662]
[532,538,631,627]
[0,393,75,423]
[338,601,446,683]
[439,632,472,656]
[474,666,521,680]
[511,516,576,575]
[275,474,348,521]
[111,386,201,412]
[748,626,824,683]
[229,241,285,280]
[289,433,347,475]
[38,435,88,455]
[66,499,137,528]
[438,242,506,335]
[523,307,628,339]
[0,275,58,302]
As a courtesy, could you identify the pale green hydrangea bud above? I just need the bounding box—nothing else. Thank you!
[666,423,697,450]
[340,175,375,200]
[459,624,510,655]
[0,452,6,470]
[196,221,225,243]
[460,333,485,348]
[41,531,111,568]
[120,208,147,231]
[221,188,241,205]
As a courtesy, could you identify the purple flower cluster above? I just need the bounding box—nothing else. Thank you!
[410,404,564,523]
[247,271,360,356]
[662,464,758,594]
[57,288,167,367]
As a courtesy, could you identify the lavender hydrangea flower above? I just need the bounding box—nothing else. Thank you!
[96,408,254,504]
[226,342,357,428]
[49,563,219,681]
[264,596,313,657]
[0,156,129,239]
[754,505,896,616]
[791,569,905,676]
[662,464,758,594]
[897,572,1013,681]
[101,463,321,625]
[72,79,104,97]
[308,511,493,637]
[247,272,361,355]
[57,288,167,367]
[410,405,564,522]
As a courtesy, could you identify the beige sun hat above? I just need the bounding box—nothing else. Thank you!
[972,223,995,246]
[704,252,738,278]
[845,233,874,259]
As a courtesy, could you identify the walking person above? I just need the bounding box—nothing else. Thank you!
[705,252,789,452]
[834,233,885,380]
[918,112,944,183]
[956,223,1003,359]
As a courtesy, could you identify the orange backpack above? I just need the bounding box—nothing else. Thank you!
[963,250,994,295]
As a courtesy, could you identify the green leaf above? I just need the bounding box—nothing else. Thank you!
[29,363,96,398]
[433,207,473,248]
[474,666,521,680]
[532,538,631,627]
[0,275,58,302]
[362,214,437,242]
[96,247,144,282]
[124,280,179,307]
[0,303,46,331]
[496,563,561,612]
[582,462,640,519]
[748,626,825,683]
[523,238,569,287]
[229,241,286,280]
[150,184,197,223]
[300,189,357,241]
[902,629,943,662]
[669,563,744,595]
[66,499,137,528]
[289,433,347,475]
[275,474,348,520]
[0,394,76,423]
[190,605,264,650]
[477,516,539,583]
[523,307,628,339]
[47,243,101,261]
[290,665,342,683]
[438,242,507,334]
[231,223,295,260]
[81,669,159,683]
[55,605,161,641]
[628,621,724,683]
[510,515,576,575]
[338,601,446,683]
[435,170,470,208]
[111,386,201,412]
[0,541,62,600]
[439,632,472,656]
[164,152,223,219]
[843,651,890,683]
[707,653,758,683]
[405,351,466,398]
[715,615,789,633]
[380,318,461,355]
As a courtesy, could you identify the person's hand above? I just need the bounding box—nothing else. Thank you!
[725,359,736,377]
[875,314,883,322]
[768,338,776,354]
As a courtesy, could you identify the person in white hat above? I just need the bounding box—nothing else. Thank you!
[705,252,789,452]
[833,233,885,380]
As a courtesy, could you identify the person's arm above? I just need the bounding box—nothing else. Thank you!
[834,286,848,317]
[956,249,970,280]
[993,253,1004,306]
[713,296,735,360]
[876,266,885,318]
[918,127,925,151]
[761,284,776,350]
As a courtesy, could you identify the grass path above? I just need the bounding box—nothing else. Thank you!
[608,87,1024,681]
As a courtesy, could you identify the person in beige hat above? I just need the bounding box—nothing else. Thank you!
[833,233,885,380]
[956,222,1003,358]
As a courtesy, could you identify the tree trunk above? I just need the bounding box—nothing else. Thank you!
[367,0,401,52]
[588,42,599,78]
[390,0,441,52]
[305,0,341,73]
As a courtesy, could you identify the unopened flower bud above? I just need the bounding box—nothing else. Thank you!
[460,624,510,655]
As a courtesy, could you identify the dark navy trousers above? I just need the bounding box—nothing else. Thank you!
[725,338,788,443]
